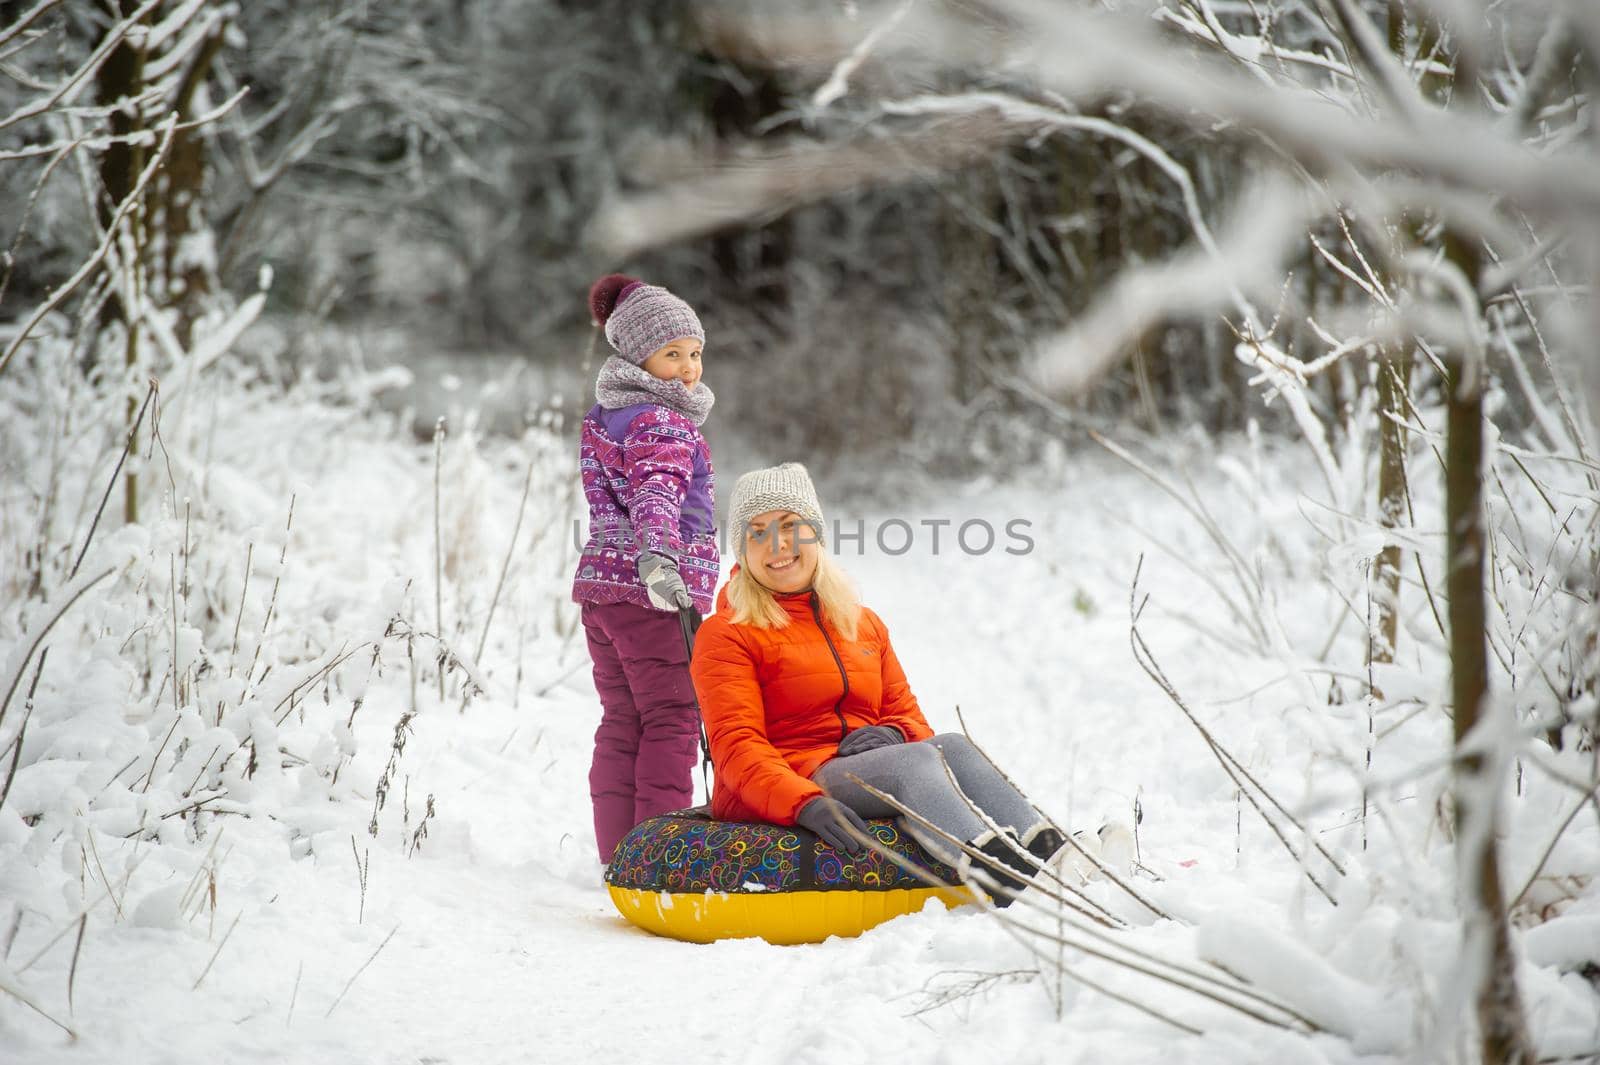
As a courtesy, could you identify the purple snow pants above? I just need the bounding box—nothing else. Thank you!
[581,601,700,863]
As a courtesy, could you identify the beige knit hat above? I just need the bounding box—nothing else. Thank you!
[728,463,826,552]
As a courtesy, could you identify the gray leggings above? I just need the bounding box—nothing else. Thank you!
[810,733,1041,866]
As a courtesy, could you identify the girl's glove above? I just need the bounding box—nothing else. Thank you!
[836,725,904,757]
[637,551,692,611]
[796,797,872,857]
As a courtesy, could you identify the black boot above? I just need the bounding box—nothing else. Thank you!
[1022,824,1066,864]
[969,830,1036,908]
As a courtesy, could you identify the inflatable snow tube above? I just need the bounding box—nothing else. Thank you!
[605,810,974,945]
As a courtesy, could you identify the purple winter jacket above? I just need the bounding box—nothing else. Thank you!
[571,403,718,615]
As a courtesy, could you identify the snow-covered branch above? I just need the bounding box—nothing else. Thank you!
[0,0,165,133]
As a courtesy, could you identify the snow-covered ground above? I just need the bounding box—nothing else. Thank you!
[3,361,1597,1065]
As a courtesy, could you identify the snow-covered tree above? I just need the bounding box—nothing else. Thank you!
[581,2,1596,1057]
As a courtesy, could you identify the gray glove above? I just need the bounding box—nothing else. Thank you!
[836,725,904,758]
[637,551,692,611]
[796,796,872,857]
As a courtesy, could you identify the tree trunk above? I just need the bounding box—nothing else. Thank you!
[1424,0,1532,1039]
[93,0,149,342]
[159,17,227,347]
[1443,230,1532,1065]
[1370,348,1410,683]
[94,0,151,524]
[1369,2,1416,690]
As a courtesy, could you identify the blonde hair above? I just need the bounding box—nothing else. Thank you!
[726,549,860,641]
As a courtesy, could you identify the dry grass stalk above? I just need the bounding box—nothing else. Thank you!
[243,494,296,695]
[464,456,536,714]
[369,710,416,837]
[433,417,446,703]
[83,830,125,921]
[0,566,115,736]
[65,914,85,1013]
[176,831,229,919]
[270,640,362,726]
[191,911,242,990]
[69,381,157,580]
[286,960,303,1028]
[926,740,1129,928]
[1128,558,1346,905]
[137,712,182,795]
[3,909,21,961]
[952,705,1169,921]
[906,968,1037,1017]
[840,774,1319,1032]
[1508,790,1597,913]
[0,652,49,812]
[0,973,76,1038]
[987,912,1205,1035]
[836,772,1116,929]
[227,541,252,677]
[350,836,369,923]
[408,794,436,856]
[17,853,142,976]
[1007,907,1309,1033]
[324,924,399,1018]
[169,556,181,716]
[1089,429,1271,648]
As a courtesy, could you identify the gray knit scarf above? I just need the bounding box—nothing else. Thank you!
[594,355,716,426]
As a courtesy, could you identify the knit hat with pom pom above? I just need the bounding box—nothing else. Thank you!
[587,274,704,366]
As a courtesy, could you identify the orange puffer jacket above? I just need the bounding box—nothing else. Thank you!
[689,572,934,825]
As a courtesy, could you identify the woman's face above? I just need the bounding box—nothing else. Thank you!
[639,337,703,390]
[743,509,821,594]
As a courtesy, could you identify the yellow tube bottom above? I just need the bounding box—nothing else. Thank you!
[607,883,978,945]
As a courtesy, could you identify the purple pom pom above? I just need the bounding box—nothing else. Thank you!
[588,274,642,326]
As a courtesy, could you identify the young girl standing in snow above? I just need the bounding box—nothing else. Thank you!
[572,275,717,863]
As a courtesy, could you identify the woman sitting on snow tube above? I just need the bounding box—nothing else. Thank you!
[689,462,1067,905]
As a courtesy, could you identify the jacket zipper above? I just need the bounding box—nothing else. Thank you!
[811,593,850,741]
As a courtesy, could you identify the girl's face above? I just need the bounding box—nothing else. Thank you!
[743,509,821,594]
[639,337,703,390]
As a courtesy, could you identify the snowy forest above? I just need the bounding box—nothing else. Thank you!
[1,1,1597,1063]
